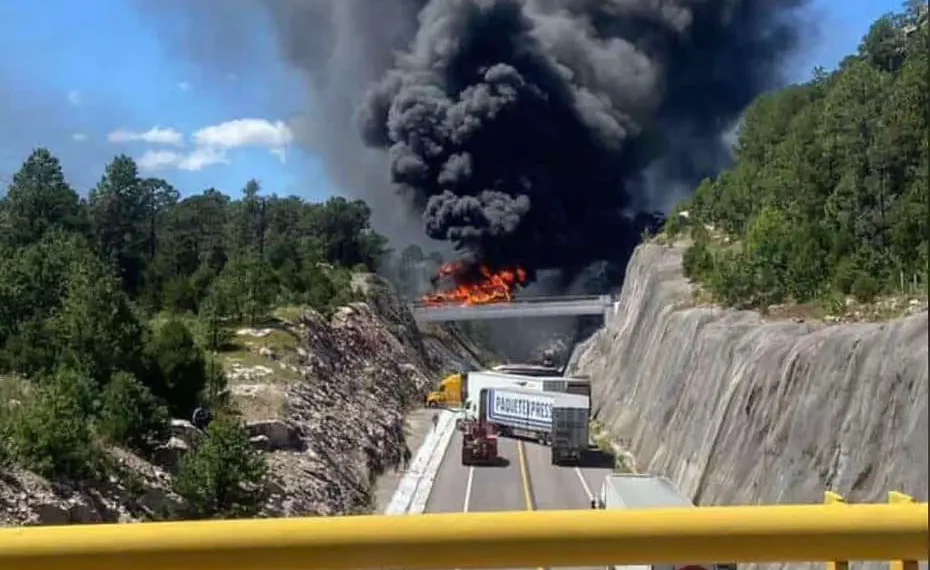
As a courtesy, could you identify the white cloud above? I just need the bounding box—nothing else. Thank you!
[137,147,228,173]
[178,147,228,171]
[193,119,292,150]
[226,73,238,81]
[108,126,184,146]
[137,150,184,171]
[132,118,292,172]
[178,81,191,92]
[67,90,82,106]
[71,133,88,142]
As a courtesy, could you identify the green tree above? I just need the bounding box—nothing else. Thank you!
[51,250,146,385]
[2,148,86,247]
[6,368,98,480]
[88,155,151,295]
[212,253,277,324]
[98,372,169,454]
[682,4,928,307]
[196,292,233,352]
[173,415,268,519]
[144,319,207,418]
[307,197,388,270]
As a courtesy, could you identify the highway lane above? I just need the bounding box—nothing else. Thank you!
[425,429,614,569]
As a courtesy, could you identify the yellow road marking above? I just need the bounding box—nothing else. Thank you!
[516,440,545,570]
[517,440,535,510]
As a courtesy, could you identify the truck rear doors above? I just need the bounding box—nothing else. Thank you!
[551,405,589,465]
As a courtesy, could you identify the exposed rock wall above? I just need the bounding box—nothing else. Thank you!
[261,275,492,516]
[568,243,928,512]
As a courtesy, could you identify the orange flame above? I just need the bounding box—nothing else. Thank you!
[423,263,528,306]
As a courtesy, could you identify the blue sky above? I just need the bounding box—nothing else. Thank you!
[0,0,903,203]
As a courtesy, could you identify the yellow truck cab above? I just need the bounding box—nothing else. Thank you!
[426,373,464,408]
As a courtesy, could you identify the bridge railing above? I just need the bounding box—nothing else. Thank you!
[409,294,613,307]
[2,501,926,570]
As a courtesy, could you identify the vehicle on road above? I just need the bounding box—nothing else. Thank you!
[469,385,590,465]
[462,369,590,407]
[460,418,499,465]
[451,369,591,433]
[593,473,737,570]
[426,372,464,408]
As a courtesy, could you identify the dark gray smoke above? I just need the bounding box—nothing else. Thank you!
[137,0,809,285]
[354,0,809,282]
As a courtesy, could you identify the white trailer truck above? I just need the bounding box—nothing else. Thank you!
[593,474,737,570]
[473,385,590,465]
[464,370,591,403]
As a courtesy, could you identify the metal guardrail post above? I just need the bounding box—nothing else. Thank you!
[824,491,849,570]
[889,492,919,570]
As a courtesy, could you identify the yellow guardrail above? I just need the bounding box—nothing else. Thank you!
[825,491,924,570]
[1,503,926,570]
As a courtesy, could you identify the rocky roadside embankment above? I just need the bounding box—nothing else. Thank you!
[0,274,492,524]
[568,242,928,510]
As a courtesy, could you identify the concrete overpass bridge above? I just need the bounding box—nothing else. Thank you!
[410,294,617,323]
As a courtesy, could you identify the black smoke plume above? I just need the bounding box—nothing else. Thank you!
[356,0,808,285]
[136,0,810,289]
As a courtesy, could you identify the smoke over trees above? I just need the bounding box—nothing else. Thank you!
[137,0,810,288]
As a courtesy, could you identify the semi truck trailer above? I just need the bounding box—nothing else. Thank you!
[470,386,590,465]
[593,474,737,570]
[432,368,591,430]
[427,369,565,409]
[465,370,591,403]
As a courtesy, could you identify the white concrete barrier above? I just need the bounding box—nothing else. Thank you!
[384,410,457,515]
[407,412,458,514]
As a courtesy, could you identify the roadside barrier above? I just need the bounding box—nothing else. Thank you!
[2,501,925,570]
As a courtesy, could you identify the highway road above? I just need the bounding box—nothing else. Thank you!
[426,430,615,570]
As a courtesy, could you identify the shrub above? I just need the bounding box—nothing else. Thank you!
[8,369,98,480]
[851,273,881,303]
[98,372,169,453]
[172,415,268,519]
[663,214,682,239]
[682,241,714,279]
[144,319,207,418]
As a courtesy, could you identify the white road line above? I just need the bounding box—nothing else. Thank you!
[462,466,475,512]
[573,466,594,502]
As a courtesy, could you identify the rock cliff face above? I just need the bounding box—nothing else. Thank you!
[0,274,491,524]
[568,243,928,511]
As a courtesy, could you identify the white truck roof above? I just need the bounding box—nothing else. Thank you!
[599,474,694,510]
[471,369,544,383]
[486,385,590,408]
[600,475,704,570]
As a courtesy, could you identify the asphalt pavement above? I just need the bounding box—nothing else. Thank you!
[425,430,614,569]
